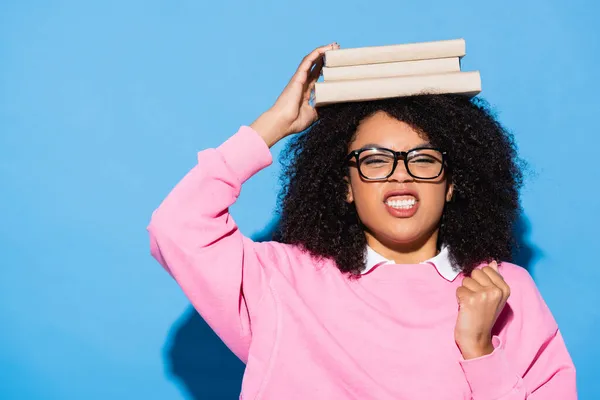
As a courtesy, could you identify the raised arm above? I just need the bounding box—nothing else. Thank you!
[146,43,339,362]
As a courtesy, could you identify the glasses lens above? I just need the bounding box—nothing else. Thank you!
[406,149,444,178]
[358,149,395,179]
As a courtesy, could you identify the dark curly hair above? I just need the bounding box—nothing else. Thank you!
[274,94,524,278]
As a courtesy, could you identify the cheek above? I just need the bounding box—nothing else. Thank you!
[349,174,381,214]
[419,185,448,216]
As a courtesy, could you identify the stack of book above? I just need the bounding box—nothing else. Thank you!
[314,38,481,107]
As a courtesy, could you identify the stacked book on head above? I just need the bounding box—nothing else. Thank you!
[314,38,481,107]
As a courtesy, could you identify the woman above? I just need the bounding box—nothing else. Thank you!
[147,43,577,399]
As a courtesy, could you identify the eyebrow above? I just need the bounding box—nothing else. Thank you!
[359,142,435,151]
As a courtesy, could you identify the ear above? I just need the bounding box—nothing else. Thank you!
[446,182,454,202]
[344,176,354,203]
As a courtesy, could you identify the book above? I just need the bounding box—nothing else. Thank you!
[314,71,481,107]
[321,57,460,81]
[323,38,466,68]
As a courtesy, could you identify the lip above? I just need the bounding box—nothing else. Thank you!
[383,188,420,218]
[383,189,420,202]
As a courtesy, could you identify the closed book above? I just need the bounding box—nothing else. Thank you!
[324,38,466,67]
[314,71,481,107]
[322,57,460,81]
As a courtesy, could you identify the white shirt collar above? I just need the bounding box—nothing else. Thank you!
[363,245,459,281]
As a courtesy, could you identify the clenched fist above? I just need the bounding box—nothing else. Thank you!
[454,261,510,360]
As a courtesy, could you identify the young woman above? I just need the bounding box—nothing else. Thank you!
[147,43,577,399]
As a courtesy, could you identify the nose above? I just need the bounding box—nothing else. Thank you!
[388,160,413,182]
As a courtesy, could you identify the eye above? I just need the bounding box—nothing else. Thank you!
[364,156,389,165]
[407,148,444,165]
[410,156,437,164]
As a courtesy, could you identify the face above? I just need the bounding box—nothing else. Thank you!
[346,111,453,250]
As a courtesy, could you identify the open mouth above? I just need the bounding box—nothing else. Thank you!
[383,190,420,217]
[385,195,417,210]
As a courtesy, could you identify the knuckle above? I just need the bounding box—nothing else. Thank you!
[489,287,503,299]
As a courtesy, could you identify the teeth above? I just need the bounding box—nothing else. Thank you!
[385,198,417,209]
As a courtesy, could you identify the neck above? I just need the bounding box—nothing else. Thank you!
[365,230,440,265]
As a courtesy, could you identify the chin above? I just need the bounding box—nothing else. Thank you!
[387,220,424,238]
[378,228,430,249]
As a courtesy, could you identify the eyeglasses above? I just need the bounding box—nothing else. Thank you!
[346,146,448,181]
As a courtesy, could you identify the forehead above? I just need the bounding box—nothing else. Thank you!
[351,111,428,151]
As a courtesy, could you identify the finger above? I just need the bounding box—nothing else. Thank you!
[292,43,339,83]
[471,268,494,286]
[481,265,503,282]
[482,266,510,298]
[307,54,324,85]
[461,277,484,292]
[456,285,474,301]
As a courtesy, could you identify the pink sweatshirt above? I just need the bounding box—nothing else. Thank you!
[147,126,577,399]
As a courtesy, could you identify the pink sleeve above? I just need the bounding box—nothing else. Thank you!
[459,267,577,399]
[146,126,294,363]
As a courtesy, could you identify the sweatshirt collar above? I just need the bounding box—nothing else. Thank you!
[363,245,460,282]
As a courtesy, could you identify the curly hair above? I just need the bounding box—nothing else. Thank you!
[274,94,524,278]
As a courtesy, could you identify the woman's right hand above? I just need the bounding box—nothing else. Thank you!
[251,42,340,147]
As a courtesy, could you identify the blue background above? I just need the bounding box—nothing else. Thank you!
[1,0,598,399]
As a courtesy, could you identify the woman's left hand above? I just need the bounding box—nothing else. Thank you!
[454,261,511,360]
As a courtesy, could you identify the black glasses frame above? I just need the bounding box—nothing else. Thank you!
[345,146,448,181]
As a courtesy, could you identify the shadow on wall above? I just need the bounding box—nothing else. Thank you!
[163,217,280,400]
[163,213,540,399]
[512,212,542,277]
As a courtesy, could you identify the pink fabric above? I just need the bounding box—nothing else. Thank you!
[147,126,577,399]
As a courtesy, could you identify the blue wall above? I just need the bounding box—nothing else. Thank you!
[1,0,598,398]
